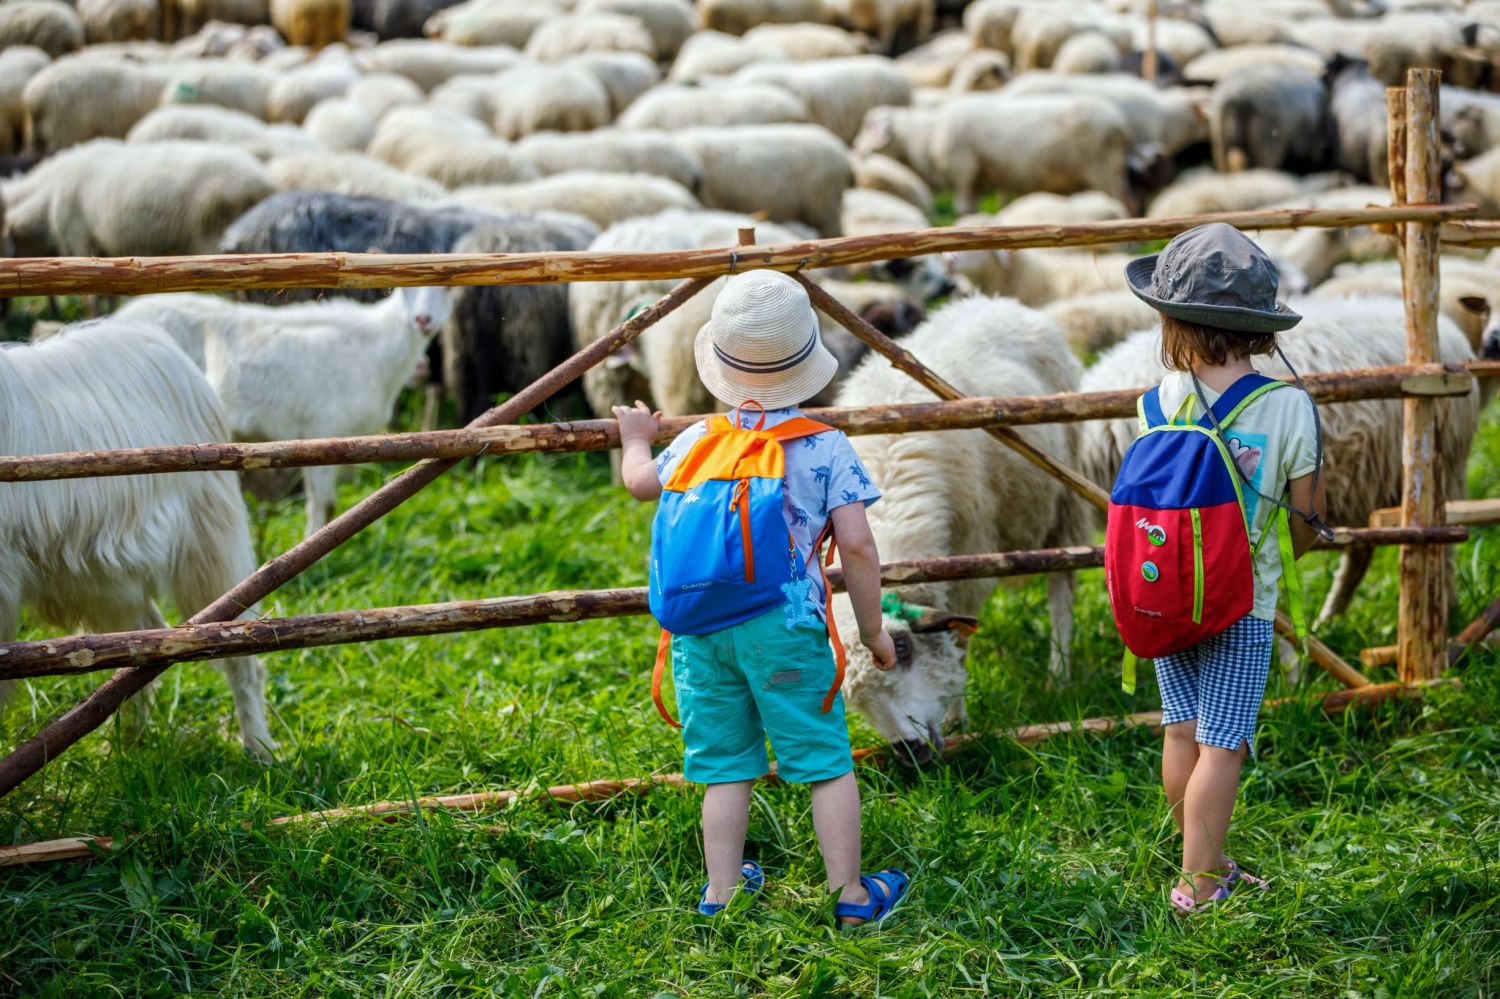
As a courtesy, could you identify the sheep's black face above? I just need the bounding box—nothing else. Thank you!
[1484,329,1500,360]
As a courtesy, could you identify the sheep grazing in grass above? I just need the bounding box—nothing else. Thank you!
[742,21,871,60]
[358,40,522,91]
[77,0,159,42]
[126,105,323,161]
[3,139,276,257]
[0,0,83,57]
[1050,31,1120,74]
[1078,296,1481,630]
[488,63,613,139]
[116,288,456,536]
[524,11,656,61]
[265,53,361,123]
[852,151,932,212]
[301,97,377,152]
[698,0,835,37]
[440,215,600,425]
[423,0,559,48]
[673,124,852,236]
[347,72,425,119]
[855,95,1135,214]
[893,29,979,87]
[827,0,932,53]
[159,58,278,120]
[270,0,350,48]
[567,51,660,118]
[581,0,694,60]
[268,150,450,201]
[832,295,1088,761]
[1327,57,1390,184]
[999,71,1212,162]
[1312,258,1500,363]
[0,321,273,757]
[368,105,539,187]
[517,129,703,191]
[667,29,784,82]
[994,190,1129,227]
[948,239,1133,307]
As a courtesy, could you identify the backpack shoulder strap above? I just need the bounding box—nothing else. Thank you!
[1138,387,1167,430]
[1201,373,1284,429]
[768,417,835,443]
[707,415,736,434]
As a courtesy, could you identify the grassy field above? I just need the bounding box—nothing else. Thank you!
[0,389,1497,997]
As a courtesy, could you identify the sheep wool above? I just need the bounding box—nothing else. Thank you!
[22,54,169,153]
[516,129,703,191]
[269,150,450,201]
[0,46,48,156]
[673,123,852,236]
[666,29,784,82]
[736,55,912,144]
[579,0,693,60]
[0,321,272,757]
[368,105,540,187]
[0,0,83,58]
[423,0,559,48]
[270,0,351,49]
[77,0,159,43]
[302,96,378,151]
[565,50,660,118]
[450,170,698,228]
[851,151,932,211]
[616,82,810,130]
[523,11,655,61]
[488,63,612,139]
[833,295,1088,749]
[698,0,836,37]
[742,21,871,60]
[127,104,323,161]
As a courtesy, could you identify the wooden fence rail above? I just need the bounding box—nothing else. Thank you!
[0,362,1484,482]
[0,205,1473,297]
[0,527,1464,682]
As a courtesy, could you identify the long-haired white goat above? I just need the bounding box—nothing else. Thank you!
[0,321,274,757]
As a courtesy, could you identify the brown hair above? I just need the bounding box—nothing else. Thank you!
[1159,315,1278,371]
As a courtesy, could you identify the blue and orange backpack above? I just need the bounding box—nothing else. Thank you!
[1105,371,1327,693]
[649,404,846,726]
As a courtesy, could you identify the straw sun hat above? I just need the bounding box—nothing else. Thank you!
[693,270,838,410]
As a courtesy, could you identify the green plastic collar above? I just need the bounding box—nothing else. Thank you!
[881,593,922,624]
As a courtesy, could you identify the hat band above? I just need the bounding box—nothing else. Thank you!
[712,330,818,374]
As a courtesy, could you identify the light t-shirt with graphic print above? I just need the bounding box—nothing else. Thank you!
[655,407,881,623]
[1154,371,1319,621]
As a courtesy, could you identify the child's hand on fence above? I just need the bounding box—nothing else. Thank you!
[864,628,897,671]
[612,400,661,446]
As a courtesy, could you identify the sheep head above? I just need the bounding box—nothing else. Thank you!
[835,593,977,766]
[397,285,456,338]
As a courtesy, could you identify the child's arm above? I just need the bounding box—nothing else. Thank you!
[612,401,663,502]
[1287,470,1327,560]
[829,501,896,670]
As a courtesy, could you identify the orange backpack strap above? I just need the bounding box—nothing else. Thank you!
[812,522,847,714]
[652,629,682,728]
[768,417,835,444]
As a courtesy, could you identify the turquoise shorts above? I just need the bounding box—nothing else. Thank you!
[671,606,853,785]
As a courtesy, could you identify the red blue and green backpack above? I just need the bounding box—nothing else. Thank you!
[1105,372,1325,693]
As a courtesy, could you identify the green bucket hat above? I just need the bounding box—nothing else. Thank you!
[1125,223,1302,334]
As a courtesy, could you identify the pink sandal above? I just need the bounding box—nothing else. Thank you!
[1225,858,1268,889]
[1170,879,1231,913]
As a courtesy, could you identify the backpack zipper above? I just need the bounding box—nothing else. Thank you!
[730,477,754,582]
[1190,507,1204,624]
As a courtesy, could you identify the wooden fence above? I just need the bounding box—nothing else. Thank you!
[0,69,1494,813]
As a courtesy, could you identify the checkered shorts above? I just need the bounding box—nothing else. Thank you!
[1155,614,1275,757]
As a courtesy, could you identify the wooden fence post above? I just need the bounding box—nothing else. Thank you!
[1397,68,1449,683]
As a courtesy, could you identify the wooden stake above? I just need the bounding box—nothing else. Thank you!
[1143,0,1159,83]
[0,277,717,797]
[0,363,1474,483]
[0,205,1473,298]
[1387,86,1409,259]
[0,529,1462,682]
[1455,592,1500,649]
[1368,498,1500,529]
[1439,219,1500,247]
[1397,69,1449,685]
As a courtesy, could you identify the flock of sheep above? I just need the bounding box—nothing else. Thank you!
[1,0,1499,758]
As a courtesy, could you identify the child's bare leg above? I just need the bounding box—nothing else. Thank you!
[1161,721,1200,835]
[1179,742,1248,898]
[810,770,869,921]
[703,779,754,905]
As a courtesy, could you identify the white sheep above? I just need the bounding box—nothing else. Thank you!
[368,104,539,186]
[856,94,1134,213]
[1448,144,1500,218]
[742,21,872,60]
[1251,185,1396,289]
[159,58,277,120]
[666,29,784,82]
[115,287,455,536]
[894,29,980,88]
[1199,7,1296,48]
[1051,30,1122,74]
[580,0,693,59]
[127,104,322,161]
[268,150,449,201]
[3,139,276,257]
[1180,44,1327,85]
[424,0,557,48]
[356,39,522,92]
[526,10,655,60]
[1078,295,1481,629]
[1010,4,1131,70]
[947,47,1008,91]
[1045,289,1159,356]
[0,0,83,57]
[1146,167,1321,219]
[567,51,660,117]
[832,295,1088,757]
[698,0,836,36]
[302,96,377,152]
[673,123,852,235]
[346,72,425,119]
[993,190,1130,226]
[0,45,48,156]
[616,82,810,129]
[1312,258,1499,356]
[736,55,912,144]
[489,62,612,138]
[265,51,360,122]
[842,185,928,236]
[77,0,159,42]
[852,151,933,211]
[949,239,1133,306]
[450,170,699,226]
[517,128,702,190]
[0,320,273,757]
[1000,71,1211,160]
[22,53,167,153]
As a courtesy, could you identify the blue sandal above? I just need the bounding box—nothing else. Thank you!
[697,860,764,915]
[834,869,911,927]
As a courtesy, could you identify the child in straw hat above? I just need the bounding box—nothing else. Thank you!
[614,270,912,926]
[1120,223,1330,912]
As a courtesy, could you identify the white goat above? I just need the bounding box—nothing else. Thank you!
[832,295,1088,762]
[0,321,273,757]
[116,287,454,536]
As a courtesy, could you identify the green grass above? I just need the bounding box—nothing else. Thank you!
[1,396,1498,997]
